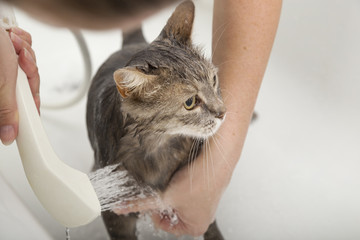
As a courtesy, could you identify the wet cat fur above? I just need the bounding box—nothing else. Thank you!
[86,1,225,239]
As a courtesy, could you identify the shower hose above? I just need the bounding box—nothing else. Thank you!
[42,30,92,109]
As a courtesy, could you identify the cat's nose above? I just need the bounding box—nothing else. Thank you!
[215,111,226,120]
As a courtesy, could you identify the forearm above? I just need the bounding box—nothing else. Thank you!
[194,0,282,188]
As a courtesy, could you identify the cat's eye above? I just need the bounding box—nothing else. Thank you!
[184,96,196,110]
[213,75,217,87]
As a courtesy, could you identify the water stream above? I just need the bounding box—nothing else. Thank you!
[88,163,178,226]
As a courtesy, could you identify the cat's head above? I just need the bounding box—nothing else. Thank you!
[113,0,225,139]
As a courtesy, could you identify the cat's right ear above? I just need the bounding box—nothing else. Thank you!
[113,67,156,98]
[158,0,195,45]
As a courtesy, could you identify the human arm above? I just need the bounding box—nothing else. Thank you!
[115,0,282,236]
[0,27,40,145]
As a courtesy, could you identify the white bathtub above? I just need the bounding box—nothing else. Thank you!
[1,0,360,239]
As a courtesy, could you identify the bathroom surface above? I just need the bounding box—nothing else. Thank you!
[1,1,360,239]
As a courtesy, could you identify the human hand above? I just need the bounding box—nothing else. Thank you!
[0,27,40,145]
[114,151,226,237]
[151,165,224,237]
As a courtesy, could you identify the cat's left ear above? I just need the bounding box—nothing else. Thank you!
[113,67,156,98]
[158,0,195,45]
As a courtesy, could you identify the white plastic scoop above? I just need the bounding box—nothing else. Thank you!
[1,4,101,227]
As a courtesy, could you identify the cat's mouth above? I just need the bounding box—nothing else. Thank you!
[168,115,225,139]
[190,116,225,139]
[203,117,224,137]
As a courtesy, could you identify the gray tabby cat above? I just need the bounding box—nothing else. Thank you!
[86,1,226,239]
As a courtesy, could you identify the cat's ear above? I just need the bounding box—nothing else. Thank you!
[113,67,156,98]
[158,0,195,45]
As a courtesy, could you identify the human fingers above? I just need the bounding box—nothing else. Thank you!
[147,157,222,237]
[17,47,40,112]
[9,31,36,62]
[0,28,19,145]
[9,27,32,47]
[151,211,208,237]
[9,29,40,112]
[0,82,18,145]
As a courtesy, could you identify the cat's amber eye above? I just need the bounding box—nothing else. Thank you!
[184,96,196,110]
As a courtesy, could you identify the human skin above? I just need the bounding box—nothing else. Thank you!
[115,0,282,236]
[0,27,39,145]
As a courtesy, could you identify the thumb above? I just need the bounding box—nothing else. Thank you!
[0,69,19,145]
[0,28,19,145]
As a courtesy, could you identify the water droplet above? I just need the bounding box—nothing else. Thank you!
[65,227,70,240]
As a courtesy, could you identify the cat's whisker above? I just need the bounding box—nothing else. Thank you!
[196,139,202,165]
[223,111,237,115]
[220,90,238,107]
[211,133,232,171]
[208,137,216,189]
[203,137,215,190]
[211,22,229,60]
[212,132,227,150]
[212,21,228,42]
[190,139,196,165]
[210,130,224,154]
[202,139,207,186]
[207,139,211,189]
[205,139,211,189]
[189,138,201,191]
[214,139,228,166]
[213,131,226,142]
[216,59,239,68]
[202,140,206,186]
[222,95,229,104]
[188,139,196,164]
[222,97,238,105]
[220,89,235,100]
[187,138,197,191]
[222,111,238,117]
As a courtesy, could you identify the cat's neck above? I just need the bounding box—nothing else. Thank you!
[123,115,177,152]
[119,115,194,189]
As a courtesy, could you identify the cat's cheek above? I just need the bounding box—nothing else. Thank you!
[211,118,225,135]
